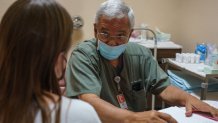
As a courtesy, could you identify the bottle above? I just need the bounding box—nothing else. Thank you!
[195,43,207,63]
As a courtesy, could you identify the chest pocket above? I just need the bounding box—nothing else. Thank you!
[130,79,148,112]
[122,55,150,112]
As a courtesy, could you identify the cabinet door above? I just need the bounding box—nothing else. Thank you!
[150,49,182,69]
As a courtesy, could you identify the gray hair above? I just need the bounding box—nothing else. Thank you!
[95,0,135,29]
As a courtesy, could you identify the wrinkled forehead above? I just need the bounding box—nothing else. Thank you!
[96,15,131,29]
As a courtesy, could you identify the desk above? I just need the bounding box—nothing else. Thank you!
[160,100,218,123]
[166,58,218,100]
[129,39,182,69]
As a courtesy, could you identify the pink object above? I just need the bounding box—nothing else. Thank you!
[131,30,141,38]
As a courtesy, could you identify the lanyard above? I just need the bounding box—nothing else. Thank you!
[114,75,128,109]
[114,76,122,93]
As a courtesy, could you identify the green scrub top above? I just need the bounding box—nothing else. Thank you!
[66,38,170,112]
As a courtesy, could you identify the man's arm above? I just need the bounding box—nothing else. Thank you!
[159,85,218,118]
[158,85,188,106]
[79,93,177,123]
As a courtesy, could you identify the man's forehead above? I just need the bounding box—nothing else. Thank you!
[97,16,130,30]
[99,15,129,23]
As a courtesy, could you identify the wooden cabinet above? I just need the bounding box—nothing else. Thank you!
[136,40,182,69]
[150,48,182,69]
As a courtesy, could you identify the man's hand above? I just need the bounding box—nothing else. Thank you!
[58,78,66,95]
[159,85,218,120]
[127,110,177,123]
[185,95,218,119]
[79,93,177,123]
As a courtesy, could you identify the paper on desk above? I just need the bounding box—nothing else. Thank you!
[159,106,217,123]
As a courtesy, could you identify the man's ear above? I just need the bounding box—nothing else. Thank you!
[94,23,97,38]
[128,29,134,39]
[54,52,66,79]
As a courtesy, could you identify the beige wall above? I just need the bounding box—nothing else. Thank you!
[0,0,15,19]
[177,0,218,52]
[1,0,218,52]
[58,0,180,48]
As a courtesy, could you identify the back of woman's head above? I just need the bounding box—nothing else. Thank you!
[0,0,73,122]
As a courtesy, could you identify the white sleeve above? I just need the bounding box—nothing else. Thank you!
[61,97,101,123]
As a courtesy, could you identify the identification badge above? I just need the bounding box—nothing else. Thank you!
[116,94,128,109]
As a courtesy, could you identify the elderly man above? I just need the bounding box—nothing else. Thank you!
[64,0,218,122]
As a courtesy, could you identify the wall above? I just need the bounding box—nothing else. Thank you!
[177,0,218,52]
[0,0,218,52]
[126,0,180,43]
[0,0,179,48]
[0,0,15,19]
[58,0,180,48]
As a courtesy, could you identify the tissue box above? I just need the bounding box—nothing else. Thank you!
[155,28,171,41]
[156,32,171,41]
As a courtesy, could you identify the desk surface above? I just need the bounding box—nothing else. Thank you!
[159,100,218,123]
[129,39,182,49]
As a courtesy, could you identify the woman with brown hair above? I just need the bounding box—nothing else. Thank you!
[0,0,101,123]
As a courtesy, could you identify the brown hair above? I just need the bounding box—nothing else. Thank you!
[0,0,73,123]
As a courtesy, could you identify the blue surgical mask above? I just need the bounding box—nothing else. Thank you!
[97,40,127,60]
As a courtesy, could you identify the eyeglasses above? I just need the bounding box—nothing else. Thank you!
[97,32,128,43]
